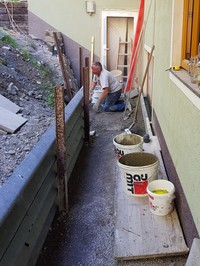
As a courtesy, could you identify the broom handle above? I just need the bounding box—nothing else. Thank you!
[130,45,155,128]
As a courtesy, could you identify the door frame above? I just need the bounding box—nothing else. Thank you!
[101,10,138,68]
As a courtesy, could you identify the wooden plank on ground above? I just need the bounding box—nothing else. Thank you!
[0,107,27,133]
[114,136,189,260]
[0,95,21,113]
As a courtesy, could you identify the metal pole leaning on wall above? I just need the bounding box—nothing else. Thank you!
[54,86,68,212]
[128,45,155,130]
[83,67,90,142]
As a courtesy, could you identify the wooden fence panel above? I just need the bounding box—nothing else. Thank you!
[0,1,28,33]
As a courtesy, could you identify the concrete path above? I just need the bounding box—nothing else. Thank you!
[36,105,187,266]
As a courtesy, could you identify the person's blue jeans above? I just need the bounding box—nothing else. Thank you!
[102,90,125,112]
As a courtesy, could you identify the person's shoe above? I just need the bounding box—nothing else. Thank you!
[117,103,125,111]
[109,105,118,111]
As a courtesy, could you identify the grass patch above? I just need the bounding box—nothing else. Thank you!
[0,32,56,107]
[21,50,53,77]
[21,50,55,106]
[44,82,55,107]
[21,50,31,60]
[39,64,53,78]
[1,34,18,48]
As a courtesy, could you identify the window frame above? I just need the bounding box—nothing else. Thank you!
[181,0,200,69]
[170,0,200,106]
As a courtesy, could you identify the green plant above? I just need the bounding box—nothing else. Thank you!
[20,49,55,106]
[1,34,17,48]
[39,64,52,78]
[21,50,30,60]
[0,58,7,66]
[21,50,52,77]
[46,82,55,107]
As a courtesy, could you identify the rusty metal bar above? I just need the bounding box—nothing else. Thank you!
[85,57,90,68]
[83,67,90,142]
[79,47,83,86]
[53,32,72,101]
[54,86,68,212]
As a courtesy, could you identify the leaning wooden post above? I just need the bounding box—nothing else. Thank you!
[83,67,90,142]
[85,57,90,68]
[53,32,72,101]
[54,86,68,212]
[79,47,83,86]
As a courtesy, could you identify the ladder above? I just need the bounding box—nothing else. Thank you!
[116,37,132,82]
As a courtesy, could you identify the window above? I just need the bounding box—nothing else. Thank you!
[170,0,200,100]
[181,0,200,68]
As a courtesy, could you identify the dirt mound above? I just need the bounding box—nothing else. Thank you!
[0,28,64,185]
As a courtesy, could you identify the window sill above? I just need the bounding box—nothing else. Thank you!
[169,69,200,110]
[171,69,200,97]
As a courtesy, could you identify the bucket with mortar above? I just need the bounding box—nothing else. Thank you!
[147,179,175,216]
[117,152,159,197]
[110,69,123,82]
[113,133,143,159]
[92,86,102,104]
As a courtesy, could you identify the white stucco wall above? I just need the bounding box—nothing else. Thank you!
[145,0,200,235]
[28,0,140,57]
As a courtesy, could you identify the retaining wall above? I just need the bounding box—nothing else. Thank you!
[0,1,28,34]
[0,89,84,266]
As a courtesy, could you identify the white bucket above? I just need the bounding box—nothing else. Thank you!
[113,133,143,159]
[92,86,102,103]
[117,152,159,197]
[147,179,175,216]
[110,69,123,82]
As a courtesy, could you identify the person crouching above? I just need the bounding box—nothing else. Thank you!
[90,62,125,112]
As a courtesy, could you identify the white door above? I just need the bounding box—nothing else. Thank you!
[107,17,133,72]
[101,11,138,70]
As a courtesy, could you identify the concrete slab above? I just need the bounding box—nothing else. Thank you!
[0,95,21,113]
[0,107,27,133]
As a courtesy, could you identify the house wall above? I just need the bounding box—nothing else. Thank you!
[28,0,140,86]
[144,0,200,247]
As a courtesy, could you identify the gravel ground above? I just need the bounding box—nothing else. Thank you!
[0,28,65,185]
